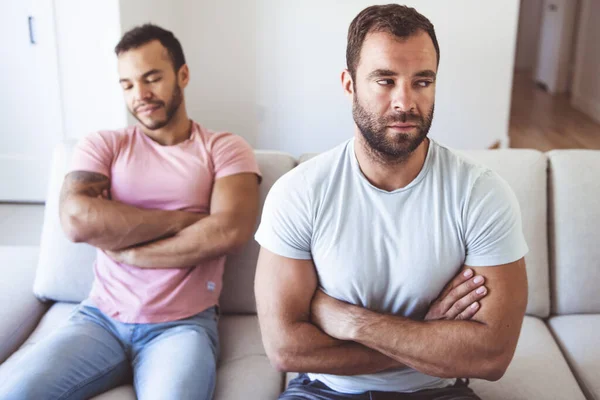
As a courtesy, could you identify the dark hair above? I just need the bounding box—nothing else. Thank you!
[346,4,440,80]
[115,24,186,71]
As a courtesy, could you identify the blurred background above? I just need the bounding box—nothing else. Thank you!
[0,0,598,237]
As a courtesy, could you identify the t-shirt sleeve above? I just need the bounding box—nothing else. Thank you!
[69,131,115,178]
[254,170,313,260]
[210,133,261,181]
[464,170,529,267]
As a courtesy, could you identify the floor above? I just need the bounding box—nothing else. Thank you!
[1,72,599,247]
[509,72,600,151]
[0,203,45,246]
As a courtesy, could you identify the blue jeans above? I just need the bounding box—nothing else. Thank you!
[0,301,219,400]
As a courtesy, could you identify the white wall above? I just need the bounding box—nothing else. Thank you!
[117,1,520,154]
[515,0,543,71]
[54,0,127,140]
[174,0,520,154]
[571,0,600,124]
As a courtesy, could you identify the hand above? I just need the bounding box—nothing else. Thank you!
[105,247,135,265]
[424,268,487,321]
[310,289,358,341]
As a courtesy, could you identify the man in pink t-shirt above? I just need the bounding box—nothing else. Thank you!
[0,24,260,400]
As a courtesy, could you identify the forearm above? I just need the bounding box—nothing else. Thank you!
[126,212,249,268]
[267,321,404,375]
[350,309,506,380]
[61,195,201,251]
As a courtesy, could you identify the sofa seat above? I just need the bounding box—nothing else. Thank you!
[548,315,600,400]
[471,316,585,399]
[285,317,586,399]
[0,303,282,400]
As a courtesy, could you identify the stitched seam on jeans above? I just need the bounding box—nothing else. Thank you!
[56,361,126,400]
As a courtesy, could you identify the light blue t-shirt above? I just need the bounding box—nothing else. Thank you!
[255,138,528,393]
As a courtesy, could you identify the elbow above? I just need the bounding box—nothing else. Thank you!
[268,346,305,373]
[267,348,292,373]
[477,351,512,382]
[480,365,507,382]
[263,337,297,373]
[60,201,90,243]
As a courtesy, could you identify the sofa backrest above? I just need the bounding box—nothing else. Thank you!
[299,148,550,318]
[548,150,600,315]
[220,152,296,314]
[34,141,96,302]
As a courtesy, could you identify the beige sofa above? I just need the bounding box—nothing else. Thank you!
[0,142,598,399]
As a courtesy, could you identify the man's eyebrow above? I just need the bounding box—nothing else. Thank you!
[119,69,163,83]
[415,70,437,79]
[367,69,398,79]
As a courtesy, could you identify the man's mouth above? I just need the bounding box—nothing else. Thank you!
[136,104,161,116]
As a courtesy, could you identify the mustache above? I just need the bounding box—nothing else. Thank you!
[384,112,423,125]
[134,101,164,112]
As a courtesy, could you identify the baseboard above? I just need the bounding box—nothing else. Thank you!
[572,94,600,125]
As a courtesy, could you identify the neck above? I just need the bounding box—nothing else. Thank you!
[139,103,192,146]
[354,132,430,192]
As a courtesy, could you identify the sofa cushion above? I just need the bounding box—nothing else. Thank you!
[32,141,297,315]
[470,316,585,399]
[548,315,600,400]
[300,149,550,318]
[0,303,282,400]
[215,315,284,399]
[548,150,600,314]
[220,151,296,314]
[33,141,97,303]
[0,246,49,364]
[285,317,585,398]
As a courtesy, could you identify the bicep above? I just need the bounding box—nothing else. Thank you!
[210,172,259,223]
[255,248,318,332]
[470,258,528,349]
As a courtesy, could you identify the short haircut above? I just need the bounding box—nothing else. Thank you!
[115,24,186,71]
[346,4,440,79]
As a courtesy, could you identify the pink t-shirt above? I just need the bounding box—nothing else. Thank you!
[69,121,261,323]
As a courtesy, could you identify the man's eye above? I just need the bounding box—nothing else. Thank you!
[416,81,432,88]
[122,85,132,91]
[147,78,162,84]
[376,79,394,86]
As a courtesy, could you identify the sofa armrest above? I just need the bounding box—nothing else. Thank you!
[0,246,50,364]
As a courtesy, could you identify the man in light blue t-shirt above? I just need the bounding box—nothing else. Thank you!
[255,4,528,400]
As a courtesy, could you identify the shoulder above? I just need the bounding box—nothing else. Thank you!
[430,140,492,184]
[77,126,132,150]
[195,123,252,153]
[283,140,351,188]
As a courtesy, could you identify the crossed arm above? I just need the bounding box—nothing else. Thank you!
[255,248,527,380]
[59,170,260,268]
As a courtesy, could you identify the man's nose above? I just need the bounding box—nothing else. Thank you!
[133,84,152,103]
[391,82,416,113]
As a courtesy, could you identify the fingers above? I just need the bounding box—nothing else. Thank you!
[439,270,484,308]
[456,301,480,320]
[439,268,475,299]
[445,284,488,320]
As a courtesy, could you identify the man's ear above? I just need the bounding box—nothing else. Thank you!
[178,64,190,88]
[341,69,355,99]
